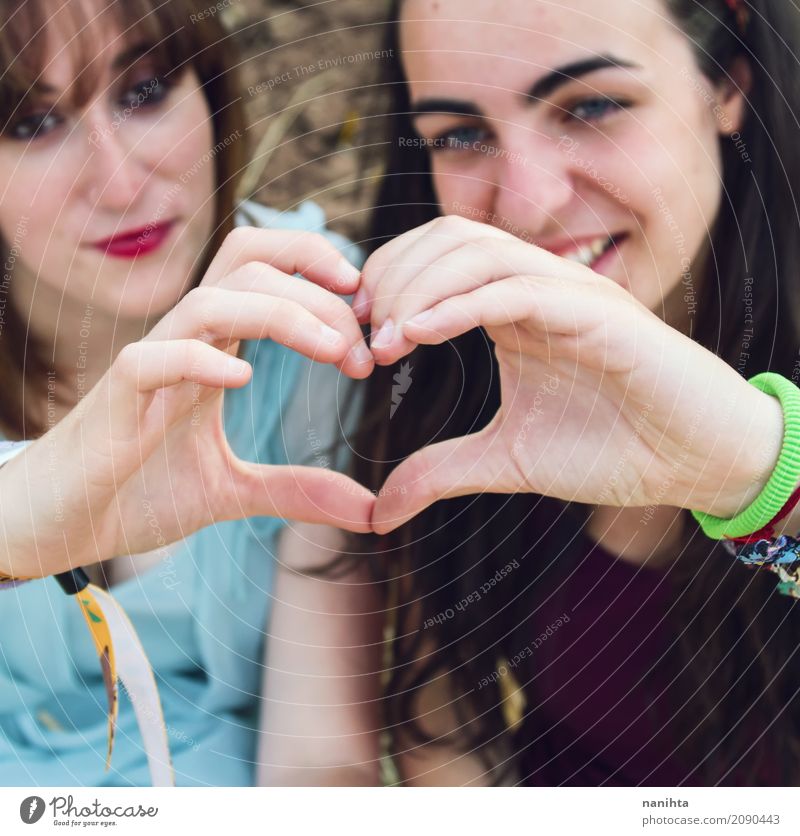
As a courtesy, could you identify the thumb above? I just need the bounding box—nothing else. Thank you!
[371,428,499,535]
[229,463,376,534]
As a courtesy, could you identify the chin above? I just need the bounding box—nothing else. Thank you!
[113,281,190,322]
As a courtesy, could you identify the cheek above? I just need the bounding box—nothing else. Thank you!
[643,123,722,262]
[0,152,76,280]
[606,111,722,251]
[139,89,217,246]
[432,160,494,217]
[148,93,215,196]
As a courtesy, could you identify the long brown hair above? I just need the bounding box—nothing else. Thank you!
[0,0,246,438]
[349,0,800,784]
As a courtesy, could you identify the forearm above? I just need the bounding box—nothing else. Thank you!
[257,523,383,787]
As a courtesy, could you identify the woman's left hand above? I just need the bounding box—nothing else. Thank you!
[355,216,783,534]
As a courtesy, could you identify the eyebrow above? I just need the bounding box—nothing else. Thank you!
[410,54,639,119]
[34,42,154,96]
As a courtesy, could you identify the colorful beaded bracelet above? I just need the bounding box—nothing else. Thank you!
[722,534,800,599]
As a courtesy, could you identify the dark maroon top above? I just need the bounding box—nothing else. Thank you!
[513,536,778,786]
[515,538,682,785]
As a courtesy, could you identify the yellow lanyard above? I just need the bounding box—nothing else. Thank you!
[1,442,174,784]
[0,567,175,786]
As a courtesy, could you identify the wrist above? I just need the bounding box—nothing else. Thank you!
[686,387,784,519]
[0,441,34,578]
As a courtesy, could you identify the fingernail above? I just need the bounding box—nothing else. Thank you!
[349,341,374,366]
[352,287,369,317]
[407,309,434,327]
[226,357,249,376]
[370,318,395,349]
[320,325,344,346]
[338,259,361,286]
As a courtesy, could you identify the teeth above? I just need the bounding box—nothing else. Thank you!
[563,236,613,267]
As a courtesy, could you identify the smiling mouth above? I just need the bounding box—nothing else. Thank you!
[561,234,623,268]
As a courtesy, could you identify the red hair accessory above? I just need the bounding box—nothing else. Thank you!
[724,0,750,33]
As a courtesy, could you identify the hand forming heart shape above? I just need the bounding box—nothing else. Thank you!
[356,216,782,536]
[0,228,376,581]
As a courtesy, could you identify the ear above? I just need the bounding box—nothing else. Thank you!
[715,56,753,135]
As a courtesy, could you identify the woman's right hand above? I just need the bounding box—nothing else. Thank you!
[0,227,376,580]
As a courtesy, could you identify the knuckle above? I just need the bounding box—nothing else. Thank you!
[293,230,331,254]
[183,338,208,369]
[263,297,295,328]
[182,286,218,324]
[114,342,143,377]
[321,294,353,325]
[360,250,383,283]
[234,260,268,287]
[406,447,435,491]
[223,226,257,252]
[361,250,392,295]
[431,216,453,237]
[278,231,324,263]
[433,215,471,240]
[475,236,503,253]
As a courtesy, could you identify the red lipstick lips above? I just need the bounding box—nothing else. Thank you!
[92,221,175,259]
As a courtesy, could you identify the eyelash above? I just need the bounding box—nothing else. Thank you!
[116,76,171,111]
[563,96,630,123]
[427,96,630,154]
[429,124,491,153]
[6,75,173,142]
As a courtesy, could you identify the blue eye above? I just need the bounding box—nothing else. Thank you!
[6,110,63,140]
[568,97,628,123]
[432,124,490,151]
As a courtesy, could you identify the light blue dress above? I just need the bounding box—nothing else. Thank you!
[0,201,361,786]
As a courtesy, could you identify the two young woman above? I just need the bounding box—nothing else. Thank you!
[271,0,800,786]
[4,0,800,788]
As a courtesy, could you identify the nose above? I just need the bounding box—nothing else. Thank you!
[489,132,576,239]
[80,110,148,210]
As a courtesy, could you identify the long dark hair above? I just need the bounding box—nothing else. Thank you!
[348,0,800,784]
[0,0,247,438]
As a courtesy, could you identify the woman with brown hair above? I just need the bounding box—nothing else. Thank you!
[0,0,375,785]
[269,0,800,786]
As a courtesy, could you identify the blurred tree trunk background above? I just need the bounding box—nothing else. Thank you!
[223,0,394,245]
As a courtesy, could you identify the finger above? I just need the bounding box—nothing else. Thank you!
[369,217,514,327]
[370,430,497,534]
[229,463,376,534]
[353,218,441,320]
[372,237,579,364]
[204,227,362,294]
[149,282,373,377]
[223,263,374,377]
[354,216,509,325]
[109,340,252,396]
[401,276,601,348]
[93,340,251,457]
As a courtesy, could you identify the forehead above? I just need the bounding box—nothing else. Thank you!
[400,0,688,93]
[39,2,126,87]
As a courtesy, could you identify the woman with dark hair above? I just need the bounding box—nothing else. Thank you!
[272,0,800,786]
[0,0,377,785]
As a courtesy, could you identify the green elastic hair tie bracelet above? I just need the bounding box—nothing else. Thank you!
[691,372,800,540]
